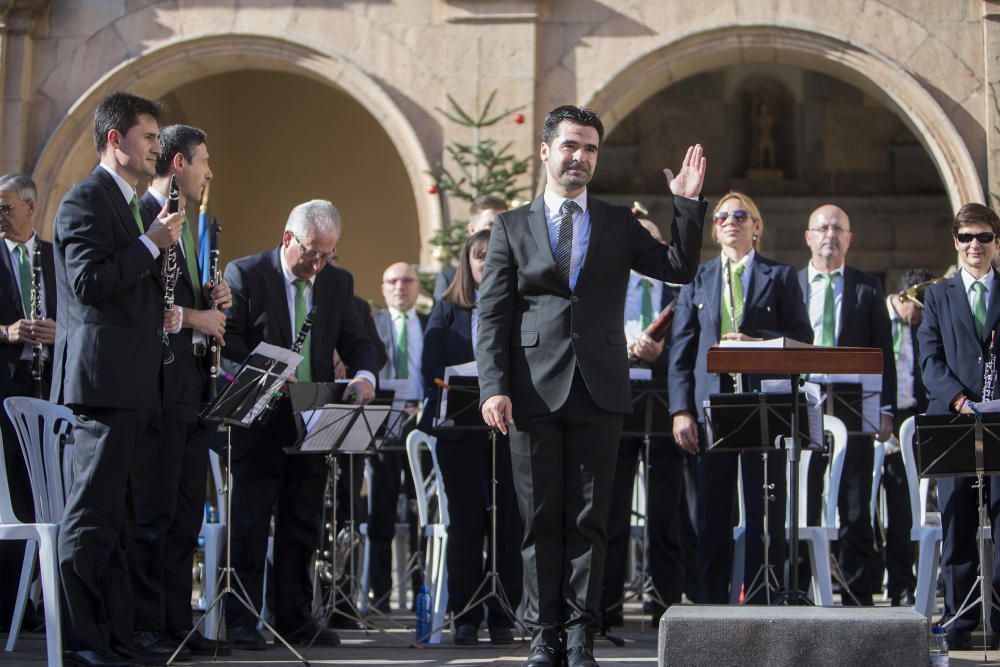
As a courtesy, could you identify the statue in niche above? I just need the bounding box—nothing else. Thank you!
[752,101,777,169]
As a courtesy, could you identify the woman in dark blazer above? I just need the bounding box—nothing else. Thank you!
[669,191,813,604]
[421,230,522,645]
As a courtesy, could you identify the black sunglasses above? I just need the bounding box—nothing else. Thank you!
[955,231,997,244]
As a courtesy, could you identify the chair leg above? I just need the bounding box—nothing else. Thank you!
[5,538,38,652]
[394,525,408,611]
[37,530,62,667]
[915,530,942,618]
[202,525,225,640]
[359,528,372,613]
[808,537,834,607]
[729,529,745,605]
[431,534,448,644]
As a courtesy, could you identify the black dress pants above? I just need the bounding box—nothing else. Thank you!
[508,370,621,651]
[601,435,685,620]
[435,432,522,629]
[130,401,209,633]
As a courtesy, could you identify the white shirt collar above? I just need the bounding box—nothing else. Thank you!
[387,306,416,321]
[719,248,755,272]
[98,162,137,206]
[543,188,588,216]
[961,267,995,293]
[3,233,35,256]
[146,186,167,207]
[807,260,845,283]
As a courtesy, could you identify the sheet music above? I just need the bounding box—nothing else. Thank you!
[760,379,825,449]
[346,406,392,452]
[807,373,882,431]
[440,361,478,424]
[718,337,813,349]
[298,404,393,453]
[240,342,303,426]
[375,380,418,438]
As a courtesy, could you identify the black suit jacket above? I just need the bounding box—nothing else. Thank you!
[797,265,897,410]
[0,238,56,394]
[419,298,474,436]
[51,167,162,408]
[917,273,1000,414]
[354,297,388,375]
[139,191,208,410]
[222,247,380,453]
[669,254,813,420]
[477,194,705,417]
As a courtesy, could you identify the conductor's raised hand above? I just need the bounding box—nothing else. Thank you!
[146,210,184,249]
[481,395,514,435]
[663,144,707,199]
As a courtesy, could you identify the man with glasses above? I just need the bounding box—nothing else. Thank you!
[0,174,56,634]
[918,203,1000,650]
[221,199,379,649]
[799,204,895,606]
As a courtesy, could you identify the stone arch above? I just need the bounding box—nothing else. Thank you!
[583,26,983,212]
[31,34,441,260]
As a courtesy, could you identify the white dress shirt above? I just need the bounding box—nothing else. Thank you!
[886,296,916,411]
[960,267,995,318]
[543,188,590,291]
[807,262,845,345]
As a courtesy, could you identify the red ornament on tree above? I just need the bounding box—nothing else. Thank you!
[513,113,525,124]
[427,184,439,194]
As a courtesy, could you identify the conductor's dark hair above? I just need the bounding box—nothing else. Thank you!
[541,105,604,145]
[443,230,491,310]
[93,92,160,155]
[155,125,208,177]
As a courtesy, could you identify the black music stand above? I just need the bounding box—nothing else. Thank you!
[704,390,823,606]
[916,412,1000,661]
[288,398,420,649]
[170,345,307,665]
[817,380,881,435]
[427,373,526,642]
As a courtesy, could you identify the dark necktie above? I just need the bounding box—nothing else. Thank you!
[554,200,579,283]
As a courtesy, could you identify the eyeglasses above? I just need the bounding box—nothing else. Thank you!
[955,231,997,244]
[292,233,337,263]
[384,277,416,286]
[714,209,750,224]
[808,224,850,236]
[0,202,26,216]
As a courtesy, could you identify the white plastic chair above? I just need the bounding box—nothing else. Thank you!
[406,430,449,643]
[2,396,75,666]
[198,449,226,640]
[900,416,943,618]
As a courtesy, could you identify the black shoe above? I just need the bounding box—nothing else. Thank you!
[110,639,171,666]
[133,630,191,662]
[566,646,599,667]
[63,649,134,667]
[227,624,267,651]
[890,591,916,607]
[990,632,1000,651]
[524,645,562,667]
[283,623,342,647]
[453,623,479,645]
[489,625,514,644]
[170,630,232,656]
[945,629,973,651]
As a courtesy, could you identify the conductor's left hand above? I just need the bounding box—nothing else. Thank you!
[346,376,375,405]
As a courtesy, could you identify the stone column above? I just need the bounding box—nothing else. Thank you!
[0,1,47,176]
[985,0,1000,207]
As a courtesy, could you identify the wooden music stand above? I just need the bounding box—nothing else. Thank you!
[707,344,883,604]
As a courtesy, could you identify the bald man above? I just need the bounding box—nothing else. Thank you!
[369,262,427,611]
[799,204,895,606]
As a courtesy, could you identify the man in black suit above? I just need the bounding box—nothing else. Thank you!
[433,194,507,300]
[368,261,426,612]
[600,219,684,627]
[130,124,231,657]
[0,174,57,631]
[876,268,932,607]
[52,92,184,667]
[799,204,896,606]
[919,203,1000,650]
[477,105,706,667]
[222,199,379,650]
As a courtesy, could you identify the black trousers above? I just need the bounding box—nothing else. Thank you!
[938,474,1000,633]
[129,401,209,633]
[508,370,621,651]
[695,444,788,604]
[58,407,151,652]
[436,432,522,629]
[226,440,327,632]
[601,435,685,620]
[0,361,38,629]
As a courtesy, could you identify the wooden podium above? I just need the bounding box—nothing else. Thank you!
[707,344,884,604]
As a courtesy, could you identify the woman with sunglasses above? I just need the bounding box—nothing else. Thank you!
[668,191,812,604]
[420,230,523,645]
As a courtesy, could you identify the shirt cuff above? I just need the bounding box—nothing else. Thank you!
[354,370,376,388]
[140,235,160,258]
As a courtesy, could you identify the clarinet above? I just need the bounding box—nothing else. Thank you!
[29,240,43,398]
[206,218,222,400]
[983,331,997,402]
[159,175,180,365]
[257,308,315,423]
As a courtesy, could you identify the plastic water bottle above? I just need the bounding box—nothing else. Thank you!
[415,585,432,642]
[929,626,949,666]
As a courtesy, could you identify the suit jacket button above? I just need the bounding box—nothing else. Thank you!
[571,296,579,303]
[572,333,580,340]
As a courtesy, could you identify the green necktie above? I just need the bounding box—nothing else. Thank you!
[129,195,144,233]
[639,279,653,330]
[892,320,903,360]
[180,215,203,308]
[14,244,31,318]
[721,262,745,336]
[820,272,839,347]
[973,281,987,338]
[294,279,311,382]
[395,313,409,379]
